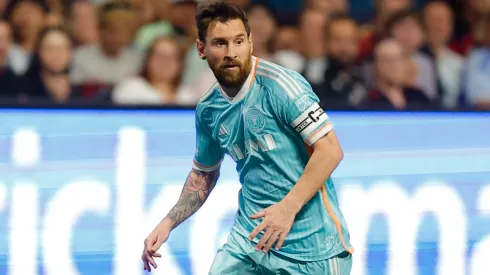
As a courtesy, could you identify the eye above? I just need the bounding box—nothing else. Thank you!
[236,39,244,45]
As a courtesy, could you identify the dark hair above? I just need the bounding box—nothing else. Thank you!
[196,0,250,42]
[385,9,422,35]
[24,25,74,78]
[140,36,183,87]
[98,2,135,29]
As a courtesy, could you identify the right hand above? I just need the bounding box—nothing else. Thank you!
[142,227,170,272]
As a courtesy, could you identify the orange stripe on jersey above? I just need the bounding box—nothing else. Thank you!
[249,57,259,85]
[305,143,354,254]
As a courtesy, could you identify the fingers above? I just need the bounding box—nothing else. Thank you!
[255,228,273,252]
[142,253,151,271]
[248,221,267,241]
[263,231,280,253]
[146,254,158,269]
[151,235,166,253]
[276,232,287,250]
[250,209,266,219]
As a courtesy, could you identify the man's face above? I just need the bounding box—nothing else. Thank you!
[375,40,407,86]
[326,19,359,66]
[391,17,424,54]
[424,2,453,46]
[198,19,253,88]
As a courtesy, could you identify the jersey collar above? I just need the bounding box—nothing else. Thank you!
[219,56,259,104]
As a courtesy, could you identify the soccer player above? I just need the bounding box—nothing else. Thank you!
[142,1,353,274]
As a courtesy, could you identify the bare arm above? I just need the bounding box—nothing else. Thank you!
[283,130,344,212]
[160,168,220,231]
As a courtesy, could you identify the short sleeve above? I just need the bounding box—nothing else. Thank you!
[269,72,333,146]
[192,112,224,172]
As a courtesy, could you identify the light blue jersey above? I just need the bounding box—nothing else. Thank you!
[193,57,353,262]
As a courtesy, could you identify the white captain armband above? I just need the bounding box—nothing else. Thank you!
[290,103,332,144]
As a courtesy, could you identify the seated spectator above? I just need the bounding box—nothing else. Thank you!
[19,26,94,104]
[358,0,412,60]
[134,0,173,51]
[0,20,21,100]
[385,9,438,100]
[275,9,326,72]
[462,14,490,110]
[5,0,49,75]
[423,1,464,109]
[113,36,195,105]
[68,0,99,47]
[247,3,277,61]
[307,14,367,109]
[361,39,435,110]
[304,0,349,19]
[70,2,143,88]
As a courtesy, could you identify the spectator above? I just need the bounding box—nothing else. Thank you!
[386,9,438,100]
[134,0,173,51]
[275,9,326,72]
[462,14,490,110]
[68,0,99,47]
[20,26,88,104]
[0,20,20,100]
[5,0,49,75]
[305,0,349,18]
[310,14,367,109]
[423,1,464,109]
[113,36,195,105]
[271,26,300,52]
[247,3,276,61]
[362,38,434,110]
[358,0,412,60]
[70,2,142,88]
[450,0,490,56]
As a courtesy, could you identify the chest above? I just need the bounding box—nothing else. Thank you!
[207,98,281,162]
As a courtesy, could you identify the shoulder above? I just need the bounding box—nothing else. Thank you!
[74,44,98,58]
[115,76,149,91]
[195,82,220,120]
[255,59,311,100]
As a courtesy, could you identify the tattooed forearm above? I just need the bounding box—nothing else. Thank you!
[166,168,220,229]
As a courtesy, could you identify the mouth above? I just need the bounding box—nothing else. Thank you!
[223,64,240,70]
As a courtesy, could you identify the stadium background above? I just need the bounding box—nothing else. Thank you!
[1,0,490,274]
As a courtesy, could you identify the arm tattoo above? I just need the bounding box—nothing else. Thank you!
[167,168,220,229]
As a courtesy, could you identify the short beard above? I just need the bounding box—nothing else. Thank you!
[212,56,252,89]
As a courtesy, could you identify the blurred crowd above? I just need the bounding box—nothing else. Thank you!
[0,0,489,110]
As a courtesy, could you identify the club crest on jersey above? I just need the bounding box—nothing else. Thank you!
[294,95,314,112]
[244,108,266,132]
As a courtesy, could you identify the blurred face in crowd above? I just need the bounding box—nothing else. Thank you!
[39,30,73,74]
[273,26,299,51]
[99,10,136,56]
[71,0,98,45]
[377,0,411,21]
[148,38,182,84]
[390,16,424,54]
[424,2,453,48]
[248,5,276,48]
[307,0,348,16]
[300,10,327,54]
[10,0,46,42]
[480,18,490,47]
[172,2,197,35]
[0,21,11,66]
[374,39,407,86]
[326,18,359,66]
[198,19,253,88]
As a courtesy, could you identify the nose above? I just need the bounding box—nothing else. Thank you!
[225,44,237,59]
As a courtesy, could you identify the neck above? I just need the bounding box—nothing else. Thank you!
[20,39,37,52]
[101,45,122,58]
[221,83,242,98]
[429,43,444,57]
[152,80,174,92]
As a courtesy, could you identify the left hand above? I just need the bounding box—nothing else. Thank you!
[248,200,298,253]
